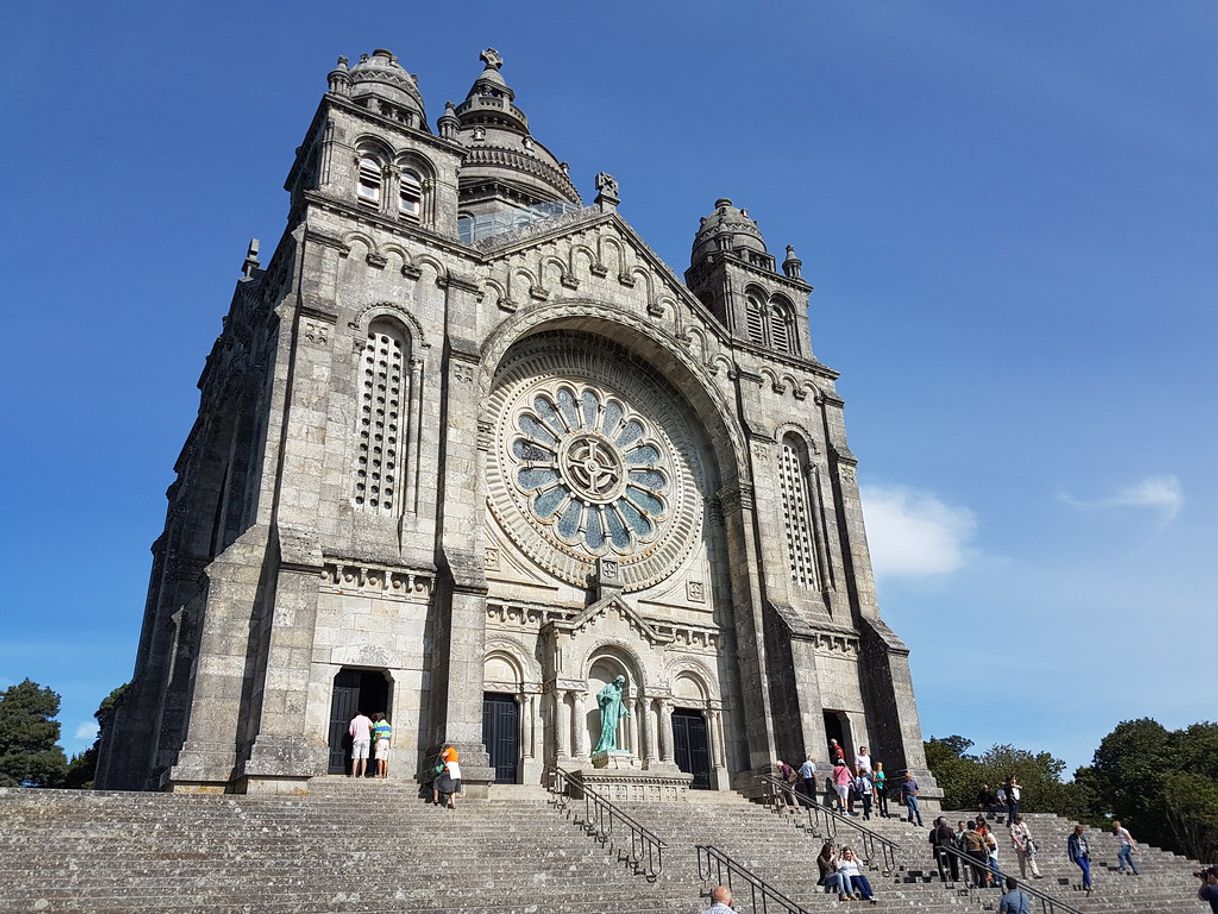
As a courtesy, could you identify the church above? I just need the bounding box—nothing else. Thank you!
[96,47,940,804]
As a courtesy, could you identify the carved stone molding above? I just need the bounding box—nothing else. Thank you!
[319,559,433,601]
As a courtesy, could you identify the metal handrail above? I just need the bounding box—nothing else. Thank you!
[933,842,1084,914]
[696,844,812,914]
[756,774,900,874]
[543,765,666,881]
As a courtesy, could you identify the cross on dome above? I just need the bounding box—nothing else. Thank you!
[479,48,503,70]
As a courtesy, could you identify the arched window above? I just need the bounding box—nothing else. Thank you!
[770,299,797,355]
[357,155,383,207]
[355,319,408,514]
[397,169,422,221]
[745,294,767,346]
[778,434,818,590]
[457,213,474,243]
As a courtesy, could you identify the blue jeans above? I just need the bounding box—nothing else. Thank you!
[1118,845,1138,874]
[989,856,1002,882]
[1075,856,1092,889]
[850,874,875,899]
[905,795,923,826]
[819,873,848,896]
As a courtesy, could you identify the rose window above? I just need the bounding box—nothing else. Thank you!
[512,384,669,555]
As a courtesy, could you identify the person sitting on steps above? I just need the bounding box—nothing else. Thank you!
[835,846,878,905]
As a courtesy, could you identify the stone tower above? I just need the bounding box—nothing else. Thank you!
[97,48,940,805]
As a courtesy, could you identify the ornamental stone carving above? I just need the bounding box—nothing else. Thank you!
[486,336,706,591]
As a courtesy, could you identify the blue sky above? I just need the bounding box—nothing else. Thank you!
[1,2,1214,772]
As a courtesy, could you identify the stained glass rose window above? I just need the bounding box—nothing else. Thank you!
[512,384,668,555]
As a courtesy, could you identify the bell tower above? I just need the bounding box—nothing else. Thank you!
[684,198,813,359]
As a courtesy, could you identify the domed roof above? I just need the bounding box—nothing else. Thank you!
[347,49,426,121]
[452,49,581,205]
[691,198,769,263]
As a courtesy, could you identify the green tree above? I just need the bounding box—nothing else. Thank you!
[1080,718,1218,859]
[63,683,128,789]
[0,679,68,787]
[925,735,984,810]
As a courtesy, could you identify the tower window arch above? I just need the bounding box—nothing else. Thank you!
[354,318,409,514]
[397,168,422,221]
[769,297,797,355]
[778,434,818,590]
[357,155,383,207]
[745,293,767,347]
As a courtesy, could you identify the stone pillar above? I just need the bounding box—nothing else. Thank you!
[717,482,779,776]
[573,691,588,760]
[659,700,674,763]
[708,708,729,790]
[641,696,655,765]
[630,698,642,759]
[555,690,570,759]
[428,274,496,795]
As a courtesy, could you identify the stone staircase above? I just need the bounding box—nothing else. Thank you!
[622,793,1203,913]
[0,782,1206,914]
[0,781,702,914]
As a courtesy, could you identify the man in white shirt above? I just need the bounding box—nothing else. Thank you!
[1112,821,1139,875]
[348,711,373,778]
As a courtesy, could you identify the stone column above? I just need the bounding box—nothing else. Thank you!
[641,696,655,765]
[659,700,674,763]
[630,698,642,759]
[554,690,570,759]
[526,693,537,761]
[573,691,588,760]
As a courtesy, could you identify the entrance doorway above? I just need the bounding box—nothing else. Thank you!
[672,708,712,790]
[482,692,519,784]
[328,668,390,775]
[823,710,850,762]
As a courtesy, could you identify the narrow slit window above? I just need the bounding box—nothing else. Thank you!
[779,437,818,590]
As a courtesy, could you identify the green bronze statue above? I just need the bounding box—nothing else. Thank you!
[592,674,632,754]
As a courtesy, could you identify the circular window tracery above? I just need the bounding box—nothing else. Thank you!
[486,336,706,592]
[511,383,669,555]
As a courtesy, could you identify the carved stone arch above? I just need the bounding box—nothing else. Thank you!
[540,255,569,286]
[759,366,784,393]
[393,148,436,180]
[666,657,720,707]
[509,266,540,301]
[352,134,393,163]
[598,235,626,275]
[579,639,649,697]
[483,636,539,689]
[350,301,430,350]
[480,278,507,311]
[774,420,819,454]
[780,372,799,393]
[378,242,413,275]
[568,243,598,276]
[629,266,654,299]
[476,298,750,485]
[414,254,448,286]
[340,230,377,260]
[707,353,734,377]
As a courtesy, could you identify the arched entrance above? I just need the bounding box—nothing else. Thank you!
[327,668,391,775]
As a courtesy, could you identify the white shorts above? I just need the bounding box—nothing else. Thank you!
[835,784,850,801]
[375,739,391,759]
[352,739,371,760]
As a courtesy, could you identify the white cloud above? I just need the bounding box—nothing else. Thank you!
[860,485,977,577]
[73,721,98,741]
[1060,474,1183,520]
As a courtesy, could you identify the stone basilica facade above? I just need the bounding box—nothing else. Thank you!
[97,48,939,802]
